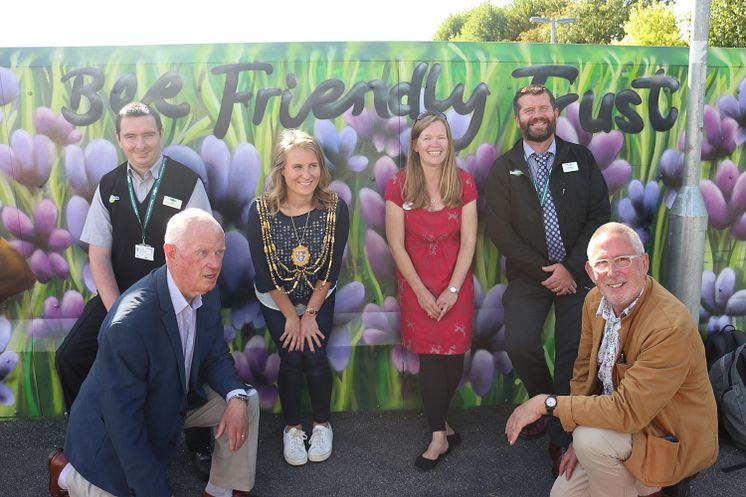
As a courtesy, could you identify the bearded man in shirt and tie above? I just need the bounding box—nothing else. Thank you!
[485,84,610,476]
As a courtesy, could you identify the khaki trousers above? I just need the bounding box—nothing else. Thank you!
[67,387,260,496]
[550,426,660,497]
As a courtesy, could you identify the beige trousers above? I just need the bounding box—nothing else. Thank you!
[67,387,260,496]
[550,426,660,497]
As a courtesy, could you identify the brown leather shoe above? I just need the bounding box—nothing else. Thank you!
[548,442,567,478]
[48,448,69,497]
[519,416,548,439]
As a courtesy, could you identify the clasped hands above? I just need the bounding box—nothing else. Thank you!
[417,287,457,321]
[542,263,577,296]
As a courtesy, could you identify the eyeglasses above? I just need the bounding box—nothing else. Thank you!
[415,110,447,122]
[591,254,644,272]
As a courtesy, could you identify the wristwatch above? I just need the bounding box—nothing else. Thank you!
[306,306,319,316]
[447,286,459,295]
[545,395,558,415]
[232,393,251,403]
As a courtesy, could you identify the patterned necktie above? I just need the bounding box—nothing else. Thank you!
[533,152,566,262]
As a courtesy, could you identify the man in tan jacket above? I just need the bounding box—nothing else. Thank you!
[505,222,718,497]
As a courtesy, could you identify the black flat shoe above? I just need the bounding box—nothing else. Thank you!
[414,453,441,470]
[446,431,461,447]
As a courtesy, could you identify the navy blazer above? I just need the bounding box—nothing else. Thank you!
[64,266,244,497]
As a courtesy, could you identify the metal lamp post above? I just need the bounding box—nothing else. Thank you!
[530,16,576,43]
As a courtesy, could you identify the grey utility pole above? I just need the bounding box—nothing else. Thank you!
[664,0,710,322]
[529,16,576,44]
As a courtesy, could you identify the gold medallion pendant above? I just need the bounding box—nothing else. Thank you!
[291,244,310,267]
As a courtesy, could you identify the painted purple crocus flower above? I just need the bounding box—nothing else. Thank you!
[27,291,85,339]
[333,281,366,327]
[699,160,746,240]
[2,199,72,283]
[327,324,352,372]
[65,195,90,249]
[700,268,746,335]
[162,144,209,190]
[344,108,407,158]
[198,136,261,229]
[361,296,419,374]
[458,143,497,212]
[65,139,118,200]
[617,180,660,245]
[365,229,396,283]
[0,130,55,188]
[658,149,684,208]
[358,187,386,234]
[314,120,368,173]
[461,279,512,397]
[0,316,19,405]
[218,230,263,330]
[34,107,82,145]
[718,76,746,146]
[557,103,631,195]
[678,105,738,161]
[0,67,19,105]
[232,335,280,409]
[329,180,352,206]
[373,156,398,195]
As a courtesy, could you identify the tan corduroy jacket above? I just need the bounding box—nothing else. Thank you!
[555,277,718,487]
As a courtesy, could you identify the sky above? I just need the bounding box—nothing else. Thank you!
[1,0,494,47]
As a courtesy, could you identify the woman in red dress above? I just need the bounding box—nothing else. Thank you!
[384,111,478,470]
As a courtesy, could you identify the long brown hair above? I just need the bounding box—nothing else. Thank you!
[401,113,461,209]
[263,129,335,214]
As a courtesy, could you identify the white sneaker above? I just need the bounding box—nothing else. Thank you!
[283,427,308,466]
[308,423,333,462]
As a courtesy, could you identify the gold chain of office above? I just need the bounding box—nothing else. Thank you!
[256,194,338,294]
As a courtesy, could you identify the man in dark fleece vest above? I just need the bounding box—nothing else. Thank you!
[54,102,215,479]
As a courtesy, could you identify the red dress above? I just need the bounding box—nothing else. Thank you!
[384,169,477,355]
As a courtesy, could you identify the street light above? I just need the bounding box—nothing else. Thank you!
[530,16,577,44]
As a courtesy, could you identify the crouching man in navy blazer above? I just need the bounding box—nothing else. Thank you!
[48,208,259,497]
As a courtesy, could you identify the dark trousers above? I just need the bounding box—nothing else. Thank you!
[418,353,465,433]
[503,277,589,447]
[55,294,212,452]
[261,294,334,427]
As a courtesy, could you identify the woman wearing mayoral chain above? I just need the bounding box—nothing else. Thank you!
[247,129,349,467]
[384,111,478,470]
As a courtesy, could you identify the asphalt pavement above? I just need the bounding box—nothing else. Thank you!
[1,405,744,497]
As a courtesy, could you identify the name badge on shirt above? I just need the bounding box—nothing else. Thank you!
[163,195,183,209]
[562,162,579,173]
[135,243,155,261]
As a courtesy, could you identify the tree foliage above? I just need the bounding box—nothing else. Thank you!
[620,1,686,46]
[433,0,677,45]
[709,0,746,48]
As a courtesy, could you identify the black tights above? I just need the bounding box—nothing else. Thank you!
[418,353,465,433]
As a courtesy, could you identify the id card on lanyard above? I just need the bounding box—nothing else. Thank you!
[128,157,166,261]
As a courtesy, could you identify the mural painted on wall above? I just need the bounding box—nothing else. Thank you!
[1,42,745,417]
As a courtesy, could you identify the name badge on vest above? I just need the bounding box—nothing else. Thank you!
[562,162,579,173]
[163,195,183,209]
[135,243,155,261]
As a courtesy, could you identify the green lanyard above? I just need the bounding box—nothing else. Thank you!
[127,157,166,244]
[525,153,551,207]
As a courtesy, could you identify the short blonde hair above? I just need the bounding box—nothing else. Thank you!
[164,208,222,247]
[587,222,644,261]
